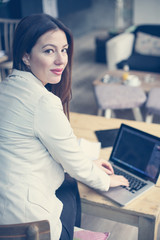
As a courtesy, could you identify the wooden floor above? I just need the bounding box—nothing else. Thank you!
[72,29,160,239]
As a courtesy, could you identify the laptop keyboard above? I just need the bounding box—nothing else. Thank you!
[113,167,147,194]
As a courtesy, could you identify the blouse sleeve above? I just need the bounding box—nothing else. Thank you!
[34,93,110,192]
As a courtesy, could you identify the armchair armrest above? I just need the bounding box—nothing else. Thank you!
[106,33,135,70]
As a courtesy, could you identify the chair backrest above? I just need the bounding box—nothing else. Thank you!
[0,220,51,240]
[0,18,20,59]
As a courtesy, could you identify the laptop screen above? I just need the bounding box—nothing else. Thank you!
[110,124,160,183]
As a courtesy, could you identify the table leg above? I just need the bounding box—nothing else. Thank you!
[97,109,103,116]
[138,216,157,240]
[104,109,112,118]
[132,107,143,121]
[145,114,153,123]
[81,199,159,240]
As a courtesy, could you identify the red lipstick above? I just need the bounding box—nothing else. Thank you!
[51,68,63,76]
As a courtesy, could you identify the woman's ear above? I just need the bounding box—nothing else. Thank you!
[22,53,30,67]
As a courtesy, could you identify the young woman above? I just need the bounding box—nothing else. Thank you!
[0,14,128,240]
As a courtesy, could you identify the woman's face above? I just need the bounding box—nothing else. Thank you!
[23,29,69,85]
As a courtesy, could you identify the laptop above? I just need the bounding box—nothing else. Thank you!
[100,123,160,206]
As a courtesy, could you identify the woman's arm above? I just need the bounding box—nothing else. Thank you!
[34,93,128,191]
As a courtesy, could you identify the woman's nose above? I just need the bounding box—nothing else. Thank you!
[54,52,65,65]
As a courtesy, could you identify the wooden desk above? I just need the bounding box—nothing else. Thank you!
[93,70,160,93]
[70,112,160,240]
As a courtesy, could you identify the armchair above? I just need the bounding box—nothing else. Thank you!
[106,24,160,73]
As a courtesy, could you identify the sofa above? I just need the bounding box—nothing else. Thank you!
[106,24,160,73]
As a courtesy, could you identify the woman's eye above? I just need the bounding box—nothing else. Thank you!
[62,48,68,53]
[44,49,54,54]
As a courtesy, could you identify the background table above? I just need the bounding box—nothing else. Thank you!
[70,112,160,240]
[93,69,160,93]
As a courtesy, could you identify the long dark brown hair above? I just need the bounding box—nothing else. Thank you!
[13,13,73,119]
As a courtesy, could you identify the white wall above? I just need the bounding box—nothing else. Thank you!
[133,0,160,25]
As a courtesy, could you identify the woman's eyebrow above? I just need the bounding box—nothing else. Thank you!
[42,43,69,49]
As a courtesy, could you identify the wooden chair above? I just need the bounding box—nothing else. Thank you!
[0,220,51,240]
[0,18,20,80]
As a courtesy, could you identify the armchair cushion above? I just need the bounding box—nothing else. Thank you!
[132,24,160,52]
[117,52,160,73]
[135,32,160,56]
[106,33,134,70]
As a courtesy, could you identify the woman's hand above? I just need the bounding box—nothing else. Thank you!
[109,174,129,188]
[93,158,114,175]
[94,158,129,188]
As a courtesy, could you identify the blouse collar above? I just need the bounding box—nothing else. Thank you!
[9,69,44,88]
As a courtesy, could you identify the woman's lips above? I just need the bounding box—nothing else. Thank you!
[51,68,63,76]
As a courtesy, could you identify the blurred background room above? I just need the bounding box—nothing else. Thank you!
[0,0,160,123]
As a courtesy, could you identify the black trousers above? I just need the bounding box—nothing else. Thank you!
[56,173,81,240]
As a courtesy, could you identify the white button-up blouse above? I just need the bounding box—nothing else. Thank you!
[0,69,110,240]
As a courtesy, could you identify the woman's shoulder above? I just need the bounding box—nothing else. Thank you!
[9,69,44,90]
[7,69,62,108]
[37,92,62,111]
